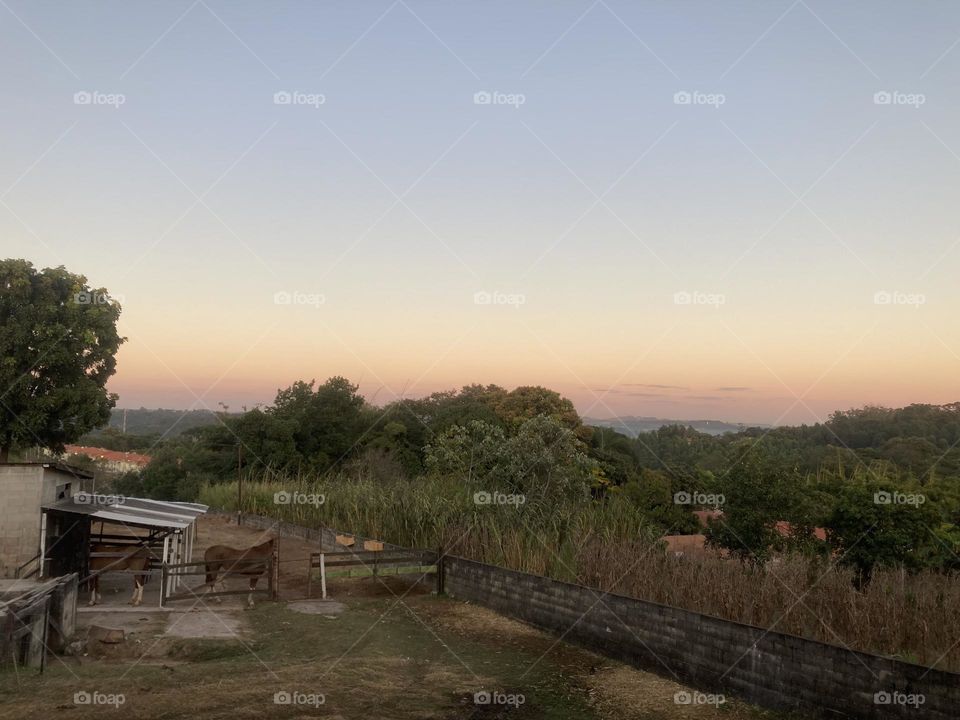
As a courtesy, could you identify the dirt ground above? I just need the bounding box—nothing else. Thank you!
[0,517,809,720]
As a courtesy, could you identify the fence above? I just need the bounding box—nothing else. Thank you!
[443,556,960,720]
[307,549,438,599]
[160,556,276,605]
[0,574,78,671]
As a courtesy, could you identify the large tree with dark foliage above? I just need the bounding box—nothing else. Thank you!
[0,259,124,461]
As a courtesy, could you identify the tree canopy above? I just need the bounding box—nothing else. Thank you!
[0,259,124,460]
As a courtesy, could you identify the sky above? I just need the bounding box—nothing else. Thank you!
[2,0,959,425]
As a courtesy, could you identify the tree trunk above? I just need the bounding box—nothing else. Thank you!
[0,445,9,463]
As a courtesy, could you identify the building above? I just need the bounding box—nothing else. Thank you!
[62,445,152,473]
[0,463,92,579]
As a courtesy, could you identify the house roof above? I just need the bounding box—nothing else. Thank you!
[0,462,95,480]
[42,495,207,530]
[63,445,152,466]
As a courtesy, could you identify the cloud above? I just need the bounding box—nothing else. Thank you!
[592,388,665,397]
[716,386,751,392]
[621,383,688,390]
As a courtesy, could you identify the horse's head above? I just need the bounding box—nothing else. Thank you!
[256,537,276,552]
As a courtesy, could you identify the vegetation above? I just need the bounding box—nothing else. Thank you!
[97,380,951,671]
[0,259,124,461]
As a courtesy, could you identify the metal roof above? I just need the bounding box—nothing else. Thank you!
[42,494,208,530]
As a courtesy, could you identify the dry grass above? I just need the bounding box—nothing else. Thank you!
[578,540,960,670]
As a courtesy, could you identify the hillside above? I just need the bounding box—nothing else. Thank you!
[584,415,769,437]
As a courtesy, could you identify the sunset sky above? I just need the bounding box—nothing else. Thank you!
[3,1,959,425]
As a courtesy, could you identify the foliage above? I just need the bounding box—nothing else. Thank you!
[0,259,124,460]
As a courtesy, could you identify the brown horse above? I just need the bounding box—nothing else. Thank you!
[203,538,275,608]
[87,544,153,606]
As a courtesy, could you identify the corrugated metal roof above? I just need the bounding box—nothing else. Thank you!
[42,494,207,529]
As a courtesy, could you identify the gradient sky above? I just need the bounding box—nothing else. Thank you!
[3,1,959,424]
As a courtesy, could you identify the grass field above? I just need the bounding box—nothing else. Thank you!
[0,586,809,720]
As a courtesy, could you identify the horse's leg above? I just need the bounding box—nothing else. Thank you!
[247,577,257,609]
[88,576,99,606]
[129,576,142,605]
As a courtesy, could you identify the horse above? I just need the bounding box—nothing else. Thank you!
[203,538,275,608]
[87,543,153,606]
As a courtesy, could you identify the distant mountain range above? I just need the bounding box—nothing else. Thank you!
[102,408,223,436]
[584,416,770,437]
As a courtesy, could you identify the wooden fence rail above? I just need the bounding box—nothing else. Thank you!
[307,550,438,599]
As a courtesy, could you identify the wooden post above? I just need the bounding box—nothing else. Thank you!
[436,545,445,595]
[237,444,243,523]
[159,564,166,608]
[161,536,171,602]
[320,553,326,600]
[307,554,312,599]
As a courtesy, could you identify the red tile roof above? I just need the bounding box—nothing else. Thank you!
[63,445,152,467]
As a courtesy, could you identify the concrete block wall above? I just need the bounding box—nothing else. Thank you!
[444,556,960,720]
[0,465,44,578]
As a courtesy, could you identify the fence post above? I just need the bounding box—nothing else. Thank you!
[436,546,445,595]
[320,553,326,600]
[159,564,166,608]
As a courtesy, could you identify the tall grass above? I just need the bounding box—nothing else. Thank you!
[199,472,657,580]
[199,471,960,671]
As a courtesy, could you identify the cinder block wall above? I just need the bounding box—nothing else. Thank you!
[444,556,960,720]
[0,465,44,578]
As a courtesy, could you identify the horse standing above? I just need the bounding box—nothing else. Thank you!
[203,538,275,608]
[87,544,153,606]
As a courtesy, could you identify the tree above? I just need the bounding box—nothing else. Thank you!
[494,386,581,430]
[270,376,367,470]
[825,482,942,580]
[425,415,597,502]
[0,259,124,461]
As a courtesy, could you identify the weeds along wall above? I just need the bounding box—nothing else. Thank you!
[443,556,960,720]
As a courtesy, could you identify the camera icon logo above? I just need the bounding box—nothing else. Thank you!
[873,491,892,505]
[74,691,92,705]
[673,491,692,505]
[474,690,491,704]
[273,91,292,105]
[274,691,292,705]
[873,91,892,105]
[274,491,292,505]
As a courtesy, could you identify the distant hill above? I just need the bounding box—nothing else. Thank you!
[584,416,769,437]
[101,408,223,437]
